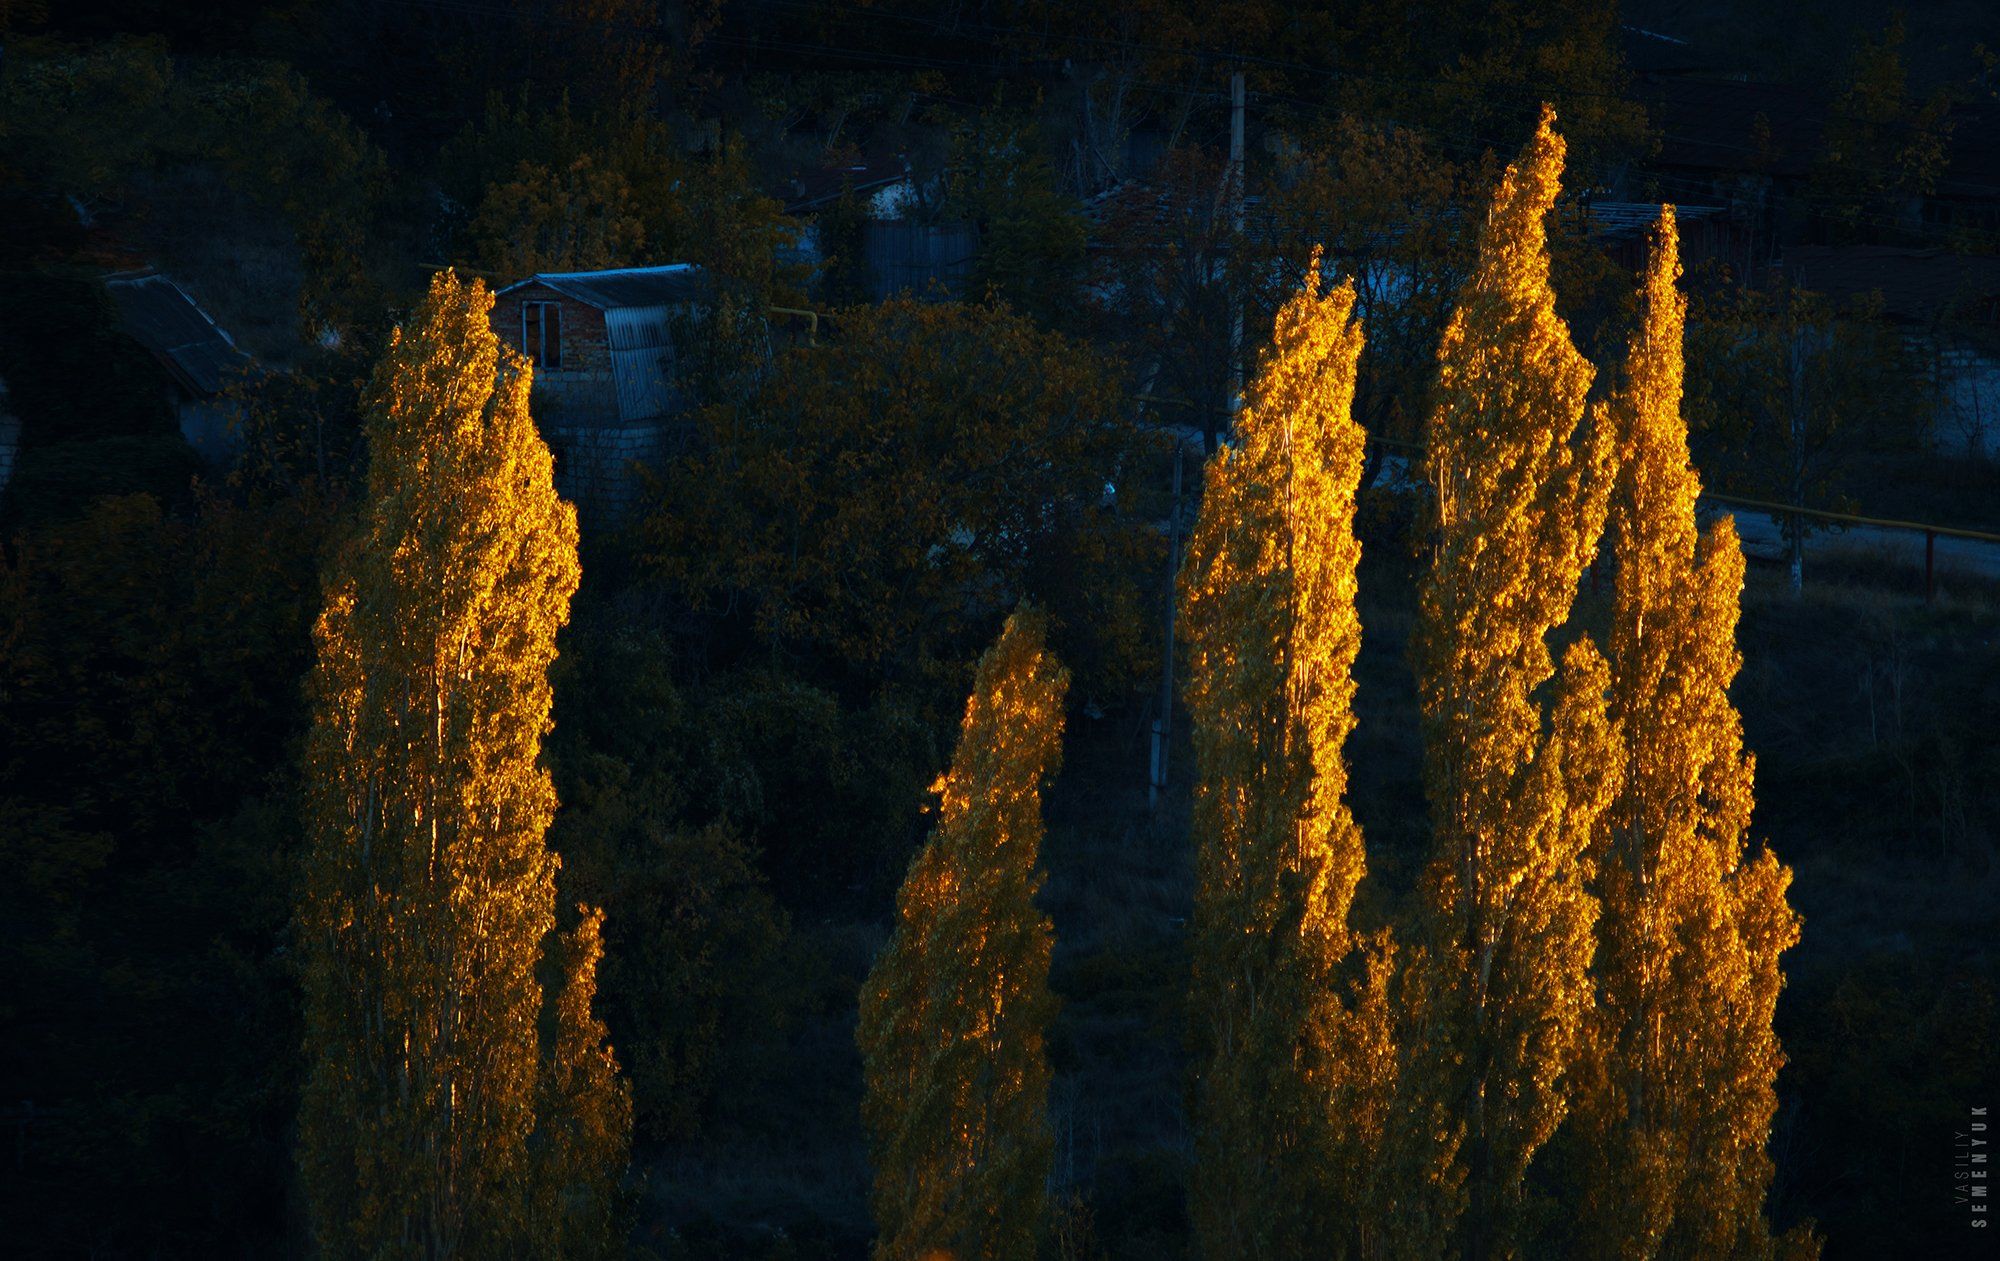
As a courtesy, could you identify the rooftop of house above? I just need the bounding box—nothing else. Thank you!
[781,152,912,215]
[496,263,709,310]
[1620,24,1717,77]
[104,270,253,397]
[1585,200,1730,243]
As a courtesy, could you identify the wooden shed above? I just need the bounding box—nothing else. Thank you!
[492,263,709,522]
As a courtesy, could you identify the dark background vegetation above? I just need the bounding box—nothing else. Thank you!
[2,1,1996,1257]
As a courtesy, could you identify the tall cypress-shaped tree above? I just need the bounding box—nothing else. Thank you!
[1396,106,1621,1261]
[534,906,634,1260]
[1180,253,1395,1258]
[1578,209,1814,1260]
[298,271,624,1258]
[857,607,1068,1261]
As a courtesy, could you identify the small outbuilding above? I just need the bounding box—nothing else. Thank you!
[492,263,710,523]
[104,270,253,466]
[1786,246,2000,459]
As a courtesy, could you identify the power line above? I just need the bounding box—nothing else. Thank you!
[739,0,2000,196]
[388,0,2000,205]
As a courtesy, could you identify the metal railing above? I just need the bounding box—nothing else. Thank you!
[1134,412,2000,603]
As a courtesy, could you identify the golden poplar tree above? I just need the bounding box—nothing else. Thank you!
[298,271,625,1259]
[534,906,635,1260]
[856,607,1068,1261]
[1397,105,1621,1261]
[1179,252,1396,1258]
[1578,209,1814,1261]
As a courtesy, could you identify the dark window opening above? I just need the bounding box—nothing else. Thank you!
[522,301,562,370]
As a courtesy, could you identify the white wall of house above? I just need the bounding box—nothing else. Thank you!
[1927,337,2000,459]
[1904,331,2000,459]
[177,396,243,467]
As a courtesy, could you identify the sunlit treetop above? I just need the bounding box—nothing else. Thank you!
[298,270,615,1259]
[1396,104,1622,1259]
[1581,209,1815,1261]
[1180,251,1395,1258]
[858,607,1067,1261]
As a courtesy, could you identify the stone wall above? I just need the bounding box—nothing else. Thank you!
[545,419,686,528]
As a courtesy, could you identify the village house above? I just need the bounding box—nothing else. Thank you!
[781,153,977,300]
[1785,245,2000,459]
[491,263,709,523]
[104,269,253,466]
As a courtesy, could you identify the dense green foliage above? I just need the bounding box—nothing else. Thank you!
[0,491,328,1253]
[647,296,1154,696]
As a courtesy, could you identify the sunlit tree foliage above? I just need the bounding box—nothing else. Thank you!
[1577,209,1817,1261]
[1179,251,1395,1257]
[857,607,1068,1261]
[297,271,625,1258]
[1394,105,1621,1260]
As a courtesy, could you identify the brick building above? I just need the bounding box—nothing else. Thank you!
[492,264,709,523]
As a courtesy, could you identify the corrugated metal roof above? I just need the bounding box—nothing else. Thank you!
[104,271,252,396]
[1585,201,1727,242]
[783,153,910,213]
[497,263,710,310]
[1620,25,1716,76]
[604,307,681,422]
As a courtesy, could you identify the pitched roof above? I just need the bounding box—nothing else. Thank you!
[1620,25,1717,77]
[496,263,709,309]
[103,270,252,396]
[782,153,910,214]
[1585,200,1729,243]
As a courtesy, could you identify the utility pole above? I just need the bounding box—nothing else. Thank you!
[1227,70,1246,428]
[1151,444,1184,809]
[1788,310,1807,596]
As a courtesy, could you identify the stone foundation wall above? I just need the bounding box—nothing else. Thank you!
[545,420,686,527]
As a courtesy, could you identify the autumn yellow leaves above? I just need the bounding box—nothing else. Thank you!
[296,111,1805,1261]
[298,273,628,1260]
[860,609,1068,1261]
[1188,106,1810,1261]
[1179,250,1395,1258]
[860,107,1807,1260]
